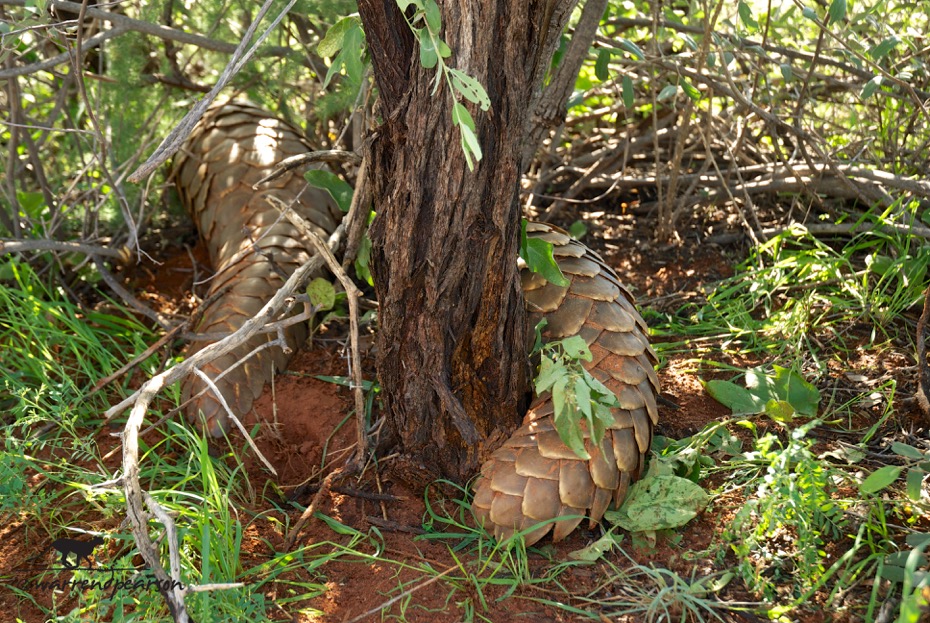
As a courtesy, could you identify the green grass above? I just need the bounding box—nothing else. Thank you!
[650,202,930,363]
[0,260,344,622]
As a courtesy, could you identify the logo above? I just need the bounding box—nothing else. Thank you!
[50,536,106,569]
[12,533,186,599]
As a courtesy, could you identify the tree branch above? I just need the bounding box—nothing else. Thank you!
[0,25,128,79]
[0,0,239,54]
[916,285,930,423]
[0,238,126,258]
[523,0,606,165]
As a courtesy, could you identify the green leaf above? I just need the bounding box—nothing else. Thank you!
[885,551,930,568]
[780,63,793,82]
[534,356,565,394]
[622,75,634,108]
[574,376,592,418]
[879,565,929,585]
[530,317,548,354]
[906,468,925,502]
[451,102,475,131]
[738,1,759,28]
[606,475,709,532]
[354,234,374,286]
[567,532,621,561]
[828,0,846,23]
[317,16,358,58]
[568,220,587,239]
[867,253,893,275]
[744,366,820,417]
[869,37,899,60]
[419,34,439,69]
[396,0,418,11]
[589,374,619,410]
[323,53,344,88]
[437,40,451,58]
[15,191,46,219]
[860,75,882,99]
[321,23,365,89]
[422,0,441,31]
[773,365,820,415]
[307,278,336,311]
[819,444,866,464]
[618,39,644,61]
[459,123,482,170]
[679,77,701,101]
[892,443,926,460]
[657,84,678,101]
[552,375,567,418]
[315,512,363,536]
[524,237,569,286]
[560,335,590,360]
[764,399,795,424]
[449,69,491,111]
[552,378,590,460]
[906,533,930,548]
[341,26,365,84]
[304,170,354,213]
[594,48,610,81]
[590,403,610,439]
[860,465,903,494]
[704,380,763,415]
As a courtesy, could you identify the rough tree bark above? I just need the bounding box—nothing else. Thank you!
[357,0,577,487]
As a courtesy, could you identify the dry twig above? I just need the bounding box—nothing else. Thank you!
[273,197,369,470]
[111,246,334,622]
[253,150,362,187]
[916,285,930,422]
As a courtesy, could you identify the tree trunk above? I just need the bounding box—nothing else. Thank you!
[358,0,576,487]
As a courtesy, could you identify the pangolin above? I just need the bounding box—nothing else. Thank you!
[471,222,659,545]
[171,101,341,436]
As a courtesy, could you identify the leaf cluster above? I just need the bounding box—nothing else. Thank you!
[395,0,490,169]
[532,328,617,460]
[705,365,821,423]
[859,442,929,504]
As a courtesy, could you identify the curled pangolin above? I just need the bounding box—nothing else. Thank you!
[471,222,659,545]
[172,103,659,544]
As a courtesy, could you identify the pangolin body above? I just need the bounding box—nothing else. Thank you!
[470,222,659,545]
[172,101,341,437]
[173,103,658,544]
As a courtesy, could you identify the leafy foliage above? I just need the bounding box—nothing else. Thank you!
[706,365,821,421]
[724,420,847,600]
[519,219,569,287]
[394,0,490,168]
[606,471,709,533]
[533,329,618,459]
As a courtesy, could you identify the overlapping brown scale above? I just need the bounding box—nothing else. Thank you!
[472,222,660,545]
[172,101,340,437]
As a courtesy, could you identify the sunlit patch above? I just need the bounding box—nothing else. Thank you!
[252,119,283,166]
